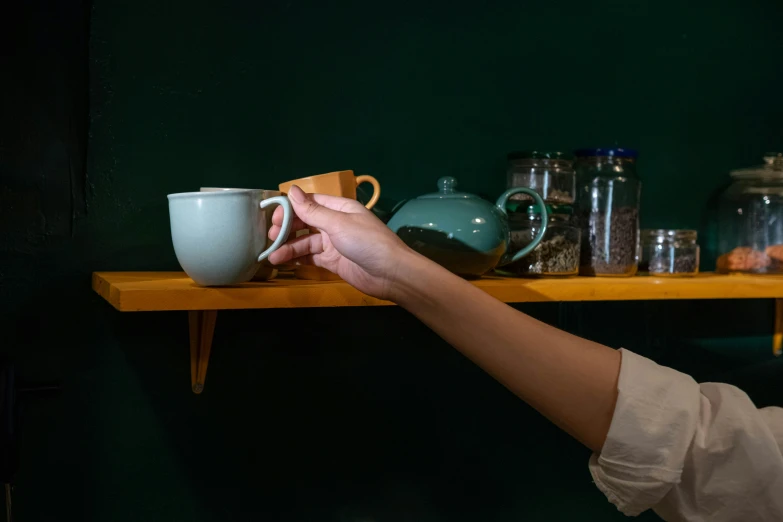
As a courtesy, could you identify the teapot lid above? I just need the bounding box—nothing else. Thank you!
[418,177,478,200]
[730,153,783,179]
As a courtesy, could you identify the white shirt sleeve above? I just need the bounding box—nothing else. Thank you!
[589,349,783,521]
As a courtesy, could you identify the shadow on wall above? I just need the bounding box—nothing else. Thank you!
[94,300,778,522]
[0,0,88,254]
[108,306,610,522]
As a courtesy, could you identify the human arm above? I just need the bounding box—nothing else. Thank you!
[269,185,621,451]
[269,186,783,520]
[395,244,783,520]
[389,249,621,451]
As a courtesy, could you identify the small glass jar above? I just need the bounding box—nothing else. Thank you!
[506,151,576,204]
[717,153,783,274]
[574,148,641,277]
[639,230,700,277]
[497,204,581,277]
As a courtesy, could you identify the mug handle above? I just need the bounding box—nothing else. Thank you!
[256,196,293,263]
[355,175,381,209]
[494,188,549,265]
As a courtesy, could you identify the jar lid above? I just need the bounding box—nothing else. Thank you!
[574,148,639,158]
[641,229,697,241]
[729,153,783,179]
[507,150,573,161]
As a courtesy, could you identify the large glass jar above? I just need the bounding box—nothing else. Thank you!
[717,153,783,274]
[639,229,700,277]
[496,204,581,277]
[574,148,641,277]
[506,151,576,204]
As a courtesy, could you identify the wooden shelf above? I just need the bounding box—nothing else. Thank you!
[93,271,783,312]
[92,271,783,394]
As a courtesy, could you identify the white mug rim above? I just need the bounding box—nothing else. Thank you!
[167,190,251,200]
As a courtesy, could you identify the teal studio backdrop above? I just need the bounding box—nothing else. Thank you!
[1,0,782,520]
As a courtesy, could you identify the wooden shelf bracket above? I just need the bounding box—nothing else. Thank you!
[188,310,217,394]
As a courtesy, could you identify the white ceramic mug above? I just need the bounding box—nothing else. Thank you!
[168,189,293,286]
[200,187,283,281]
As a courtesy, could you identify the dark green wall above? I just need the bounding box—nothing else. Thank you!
[2,0,783,520]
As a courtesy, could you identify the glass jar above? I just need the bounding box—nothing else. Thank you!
[574,148,641,277]
[497,204,581,277]
[506,151,576,204]
[717,153,783,274]
[639,229,700,276]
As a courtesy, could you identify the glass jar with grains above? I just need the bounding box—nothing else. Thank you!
[717,153,783,274]
[497,204,581,277]
[639,229,700,277]
[574,148,641,277]
[506,151,576,204]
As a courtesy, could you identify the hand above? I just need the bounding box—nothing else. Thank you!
[268,185,415,300]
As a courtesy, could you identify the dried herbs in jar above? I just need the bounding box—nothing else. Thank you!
[574,148,641,277]
[639,229,700,276]
[498,205,581,277]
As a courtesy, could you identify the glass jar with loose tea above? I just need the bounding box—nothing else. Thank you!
[497,204,581,277]
[506,151,576,204]
[574,148,641,277]
[639,229,700,277]
[717,153,783,274]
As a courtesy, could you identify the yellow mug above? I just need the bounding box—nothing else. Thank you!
[278,170,381,280]
[278,170,381,209]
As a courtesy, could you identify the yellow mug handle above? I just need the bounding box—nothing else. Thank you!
[355,175,381,209]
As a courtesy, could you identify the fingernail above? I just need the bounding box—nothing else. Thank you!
[289,185,305,204]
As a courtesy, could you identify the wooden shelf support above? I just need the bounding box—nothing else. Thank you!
[188,310,217,394]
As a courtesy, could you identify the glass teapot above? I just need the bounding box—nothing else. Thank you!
[717,153,783,274]
[386,176,548,278]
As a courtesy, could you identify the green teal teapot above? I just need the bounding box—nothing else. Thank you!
[387,177,548,277]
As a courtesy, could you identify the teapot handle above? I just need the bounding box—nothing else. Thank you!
[495,188,548,265]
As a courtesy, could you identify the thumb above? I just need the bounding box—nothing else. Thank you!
[288,185,345,233]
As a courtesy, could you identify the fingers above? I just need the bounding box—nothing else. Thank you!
[306,191,366,214]
[270,184,369,240]
[271,188,362,227]
[268,233,324,265]
[283,186,348,234]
